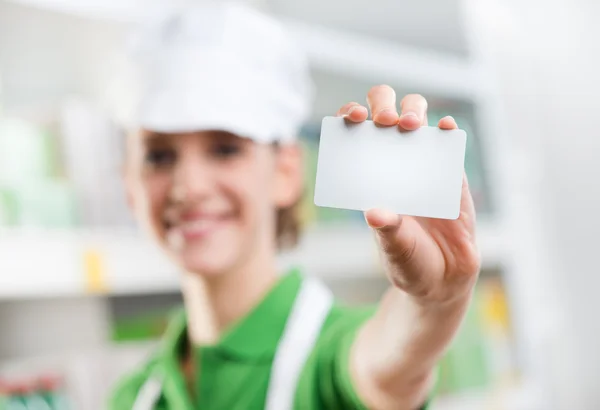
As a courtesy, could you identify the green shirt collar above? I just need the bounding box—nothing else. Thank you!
[160,269,303,362]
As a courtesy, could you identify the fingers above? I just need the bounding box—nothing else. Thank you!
[364,208,401,230]
[438,115,458,130]
[336,102,369,123]
[338,89,459,135]
[458,172,477,231]
[367,85,399,126]
[364,208,439,296]
[399,94,428,130]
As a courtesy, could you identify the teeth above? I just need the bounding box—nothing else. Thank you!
[181,219,214,232]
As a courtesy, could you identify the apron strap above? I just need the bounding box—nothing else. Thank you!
[132,276,334,410]
[131,370,163,410]
[264,276,334,410]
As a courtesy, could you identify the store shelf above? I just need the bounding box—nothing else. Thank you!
[0,225,375,299]
[0,221,509,300]
[0,227,176,299]
[431,381,545,410]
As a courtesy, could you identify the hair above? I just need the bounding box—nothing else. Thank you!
[273,141,302,250]
[276,200,301,250]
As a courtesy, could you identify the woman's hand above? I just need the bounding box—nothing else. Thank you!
[336,85,480,306]
[337,85,481,410]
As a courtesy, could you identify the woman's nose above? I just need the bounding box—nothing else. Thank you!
[170,152,213,203]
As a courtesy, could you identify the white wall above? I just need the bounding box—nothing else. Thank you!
[467,0,600,408]
[0,1,127,114]
[0,297,110,359]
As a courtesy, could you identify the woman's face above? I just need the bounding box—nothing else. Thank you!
[126,130,302,277]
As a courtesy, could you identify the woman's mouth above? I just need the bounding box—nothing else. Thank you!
[165,212,233,243]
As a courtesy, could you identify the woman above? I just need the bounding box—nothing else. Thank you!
[111,2,480,409]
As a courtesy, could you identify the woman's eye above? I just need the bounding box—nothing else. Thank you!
[212,142,242,158]
[144,148,176,168]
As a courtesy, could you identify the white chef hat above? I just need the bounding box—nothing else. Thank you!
[122,1,314,144]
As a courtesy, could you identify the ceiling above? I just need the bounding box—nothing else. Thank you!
[3,0,470,57]
[265,0,469,56]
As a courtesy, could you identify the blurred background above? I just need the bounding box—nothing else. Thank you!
[0,0,598,409]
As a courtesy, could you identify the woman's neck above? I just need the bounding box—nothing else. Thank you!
[181,252,279,346]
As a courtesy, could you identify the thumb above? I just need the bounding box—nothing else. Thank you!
[365,208,416,266]
[365,209,436,297]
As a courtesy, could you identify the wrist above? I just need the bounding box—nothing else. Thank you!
[393,288,473,370]
[411,286,474,315]
[406,270,477,313]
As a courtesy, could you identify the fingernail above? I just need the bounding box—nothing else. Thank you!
[376,108,396,116]
[400,111,419,120]
[342,106,358,118]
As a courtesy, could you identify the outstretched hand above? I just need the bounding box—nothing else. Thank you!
[336,85,480,305]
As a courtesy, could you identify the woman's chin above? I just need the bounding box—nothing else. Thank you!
[176,251,238,278]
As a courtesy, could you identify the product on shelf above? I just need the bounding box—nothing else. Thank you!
[0,118,59,183]
[13,181,78,228]
[0,376,70,410]
[0,115,78,229]
[59,97,132,227]
[436,274,517,396]
[36,376,69,410]
[437,284,490,395]
[4,383,28,410]
[299,139,318,227]
[479,276,517,385]
[0,97,134,229]
[0,181,78,228]
[0,380,8,410]
[22,384,52,410]
[0,187,18,226]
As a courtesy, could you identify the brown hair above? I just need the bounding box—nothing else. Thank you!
[276,199,302,250]
[273,141,303,250]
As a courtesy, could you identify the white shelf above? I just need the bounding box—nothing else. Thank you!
[0,221,508,300]
[431,381,545,410]
[0,225,376,299]
[0,227,178,299]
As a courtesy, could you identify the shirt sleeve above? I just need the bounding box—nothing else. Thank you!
[310,306,370,410]
[316,306,435,410]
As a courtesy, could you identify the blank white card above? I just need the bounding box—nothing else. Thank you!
[314,116,467,220]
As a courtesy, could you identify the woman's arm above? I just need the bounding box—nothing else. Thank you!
[337,86,481,410]
[351,287,473,409]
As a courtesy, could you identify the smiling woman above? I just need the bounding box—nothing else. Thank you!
[125,129,303,278]
[108,2,481,410]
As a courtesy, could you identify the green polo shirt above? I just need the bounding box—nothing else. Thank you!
[109,270,431,409]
